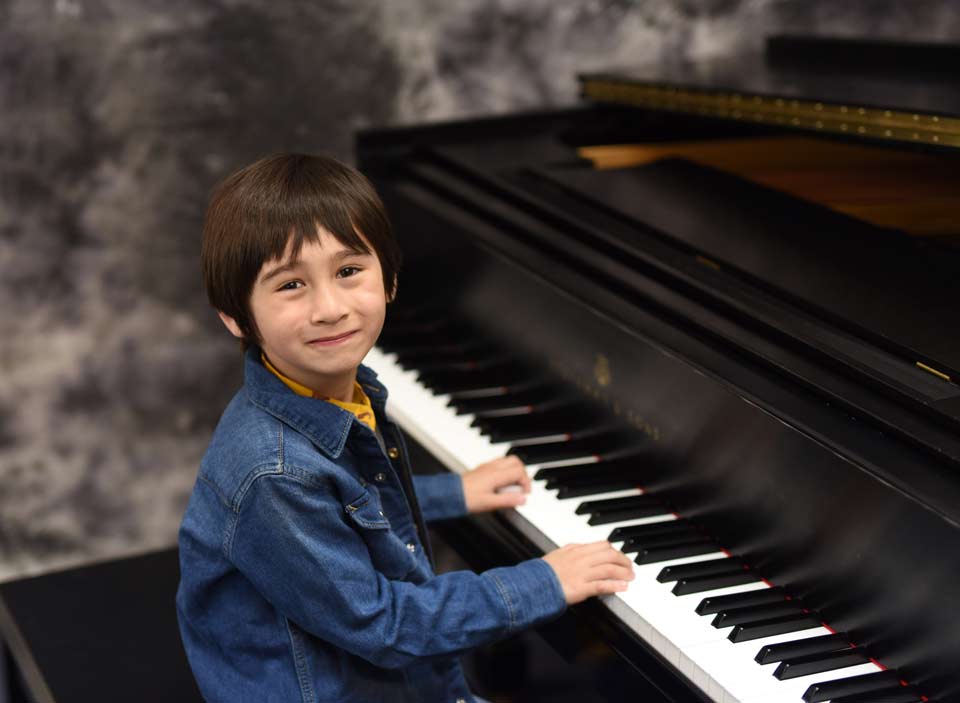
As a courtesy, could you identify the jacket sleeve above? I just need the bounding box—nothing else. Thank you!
[412,473,466,522]
[228,471,566,669]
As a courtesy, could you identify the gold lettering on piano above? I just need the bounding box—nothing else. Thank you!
[916,362,952,382]
[594,354,611,387]
[549,358,662,442]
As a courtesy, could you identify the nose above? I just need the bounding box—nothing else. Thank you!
[309,282,349,325]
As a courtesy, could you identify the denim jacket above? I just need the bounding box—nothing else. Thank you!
[176,348,566,703]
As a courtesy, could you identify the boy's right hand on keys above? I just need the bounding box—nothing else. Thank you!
[542,542,635,605]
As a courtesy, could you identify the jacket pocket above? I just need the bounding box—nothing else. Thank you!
[345,490,418,580]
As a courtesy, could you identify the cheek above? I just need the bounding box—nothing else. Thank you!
[356,288,388,319]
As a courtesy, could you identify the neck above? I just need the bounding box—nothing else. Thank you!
[261,352,357,403]
[321,374,357,404]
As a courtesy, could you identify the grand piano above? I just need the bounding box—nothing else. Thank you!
[356,36,960,703]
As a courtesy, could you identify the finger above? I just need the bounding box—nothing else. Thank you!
[491,491,527,509]
[518,471,532,492]
[498,456,527,480]
[575,540,615,554]
[585,550,630,569]
[591,579,631,596]
[588,563,635,581]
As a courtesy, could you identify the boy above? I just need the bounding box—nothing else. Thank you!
[176,153,634,703]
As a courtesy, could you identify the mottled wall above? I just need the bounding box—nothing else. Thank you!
[1,0,959,582]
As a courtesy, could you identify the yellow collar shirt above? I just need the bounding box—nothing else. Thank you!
[260,353,376,432]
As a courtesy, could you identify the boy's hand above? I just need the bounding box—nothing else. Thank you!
[542,542,635,605]
[462,455,531,513]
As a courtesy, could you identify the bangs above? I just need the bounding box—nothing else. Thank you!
[201,153,400,347]
[246,154,376,267]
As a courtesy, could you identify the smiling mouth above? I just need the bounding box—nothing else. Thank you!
[308,330,358,346]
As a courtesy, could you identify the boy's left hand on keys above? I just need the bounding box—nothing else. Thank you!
[462,455,531,513]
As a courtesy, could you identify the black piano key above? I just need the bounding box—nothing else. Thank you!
[546,468,638,490]
[470,394,580,419]
[535,456,648,483]
[589,505,670,525]
[575,495,667,525]
[729,614,821,643]
[377,319,457,346]
[657,557,744,583]
[696,586,787,615]
[609,520,694,543]
[755,633,851,664]
[774,649,869,680]
[512,438,605,464]
[510,421,625,446]
[512,432,640,464]
[450,385,569,416]
[417,354,515,374]
[829,689,921,703]
[622,531,704,553]
[555,480,636,499]
[474,407,605,442]
[417,366,528,395]
[448,376,550,400]
[672,570,760,596]
[634,539,718,564]
[575,494,658,515]
[802,670,902,703]
[712,600,805,628]
[395,341,498,365]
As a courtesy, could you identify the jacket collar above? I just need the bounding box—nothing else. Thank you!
[242,346,388,459]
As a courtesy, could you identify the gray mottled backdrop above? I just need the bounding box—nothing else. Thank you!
[1,0,959,582]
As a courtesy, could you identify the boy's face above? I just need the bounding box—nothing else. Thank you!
[219,227,390,401]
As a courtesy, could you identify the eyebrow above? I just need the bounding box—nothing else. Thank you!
[258,248,370,285]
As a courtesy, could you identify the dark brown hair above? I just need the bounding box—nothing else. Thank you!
[201,153,400,348]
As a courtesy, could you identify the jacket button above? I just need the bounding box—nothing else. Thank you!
[374,472,387,482]
[406,543,417,553]
[387,447,400,460]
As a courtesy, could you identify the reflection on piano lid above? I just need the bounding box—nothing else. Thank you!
[357,34,960,703]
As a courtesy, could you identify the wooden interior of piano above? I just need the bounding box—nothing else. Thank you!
[578,135,960,244]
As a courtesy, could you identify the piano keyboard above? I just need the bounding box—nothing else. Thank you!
[363,335,926,703]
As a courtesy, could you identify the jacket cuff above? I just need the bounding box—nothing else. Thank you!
[484,558,567,632]
[412,473,467,522]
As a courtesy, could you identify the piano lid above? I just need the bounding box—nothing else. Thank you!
[580,35,960,151]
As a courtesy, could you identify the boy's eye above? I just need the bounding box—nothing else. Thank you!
[338,266,361,278]
[278,280,304,291]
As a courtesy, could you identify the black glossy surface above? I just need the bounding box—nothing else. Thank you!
[360,103,960,702]
[711,601,802,628]
[729,615,821,643]
[755,633,851,664]
[774,650,868,680]
[0,549,201,703]
[671,570,759,596]
[696,588,789,616]
[537,158,960,382]
[803,671,902,702]
[657,557,743,583]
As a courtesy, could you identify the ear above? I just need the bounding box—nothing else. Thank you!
[386,274,398,303]
[218,311,244,339]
